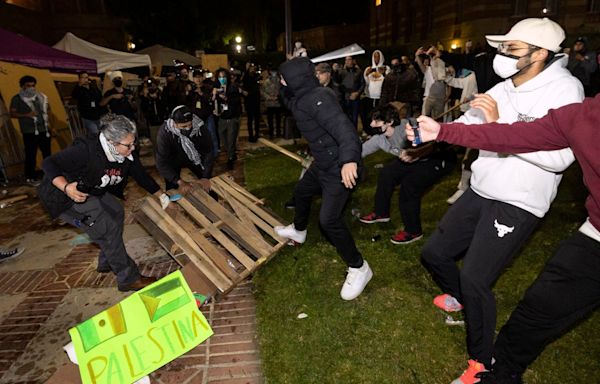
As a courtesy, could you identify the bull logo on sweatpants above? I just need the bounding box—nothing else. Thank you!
[494,220,515,238]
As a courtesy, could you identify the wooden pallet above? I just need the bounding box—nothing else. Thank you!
[135,174,288,298]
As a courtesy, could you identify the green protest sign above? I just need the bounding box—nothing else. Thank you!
[69,270,213,384]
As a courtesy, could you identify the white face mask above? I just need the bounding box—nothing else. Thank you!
[493,54,521,79]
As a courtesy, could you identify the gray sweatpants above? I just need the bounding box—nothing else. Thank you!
[60,193,140,289]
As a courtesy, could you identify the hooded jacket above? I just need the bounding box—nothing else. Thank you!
[279,57,361,171]
[452,54,584,217]
[363,50,391,99]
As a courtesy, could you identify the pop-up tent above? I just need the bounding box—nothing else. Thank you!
[136,44,200,67]
[53,32,151,74]
[136,44,200,76]
[0,28,97,73]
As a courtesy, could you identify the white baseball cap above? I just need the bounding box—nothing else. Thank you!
[486,18,565,53]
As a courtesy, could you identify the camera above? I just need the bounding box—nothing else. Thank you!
[76,180,103,195]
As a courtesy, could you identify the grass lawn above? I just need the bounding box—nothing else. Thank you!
[244,145,599,384]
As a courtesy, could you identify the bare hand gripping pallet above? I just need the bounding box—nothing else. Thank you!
[135,174,288,300]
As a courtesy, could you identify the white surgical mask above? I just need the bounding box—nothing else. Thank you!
[493,54,520,79]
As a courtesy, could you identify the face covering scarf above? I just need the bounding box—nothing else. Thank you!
[19,89,50,137]
[165,114,205,168]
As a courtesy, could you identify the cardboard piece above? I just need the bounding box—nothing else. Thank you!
[68,270,212,384]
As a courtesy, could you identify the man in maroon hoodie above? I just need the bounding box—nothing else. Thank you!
[406,95,599,383]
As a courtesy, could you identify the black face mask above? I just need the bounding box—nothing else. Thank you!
[113,79,123,87]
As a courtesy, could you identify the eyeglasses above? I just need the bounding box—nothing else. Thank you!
[497,43,540,59]
[113,140,136,150]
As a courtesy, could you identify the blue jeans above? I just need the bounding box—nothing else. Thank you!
[206,115,219,156]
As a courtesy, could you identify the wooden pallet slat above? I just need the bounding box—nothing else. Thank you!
[190,188,273,257]
[135,175,289,300]
[142,198,232,291]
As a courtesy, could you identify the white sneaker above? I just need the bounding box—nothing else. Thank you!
[446,189,465,205]
[274,224,307,244]
[340,260,373,300]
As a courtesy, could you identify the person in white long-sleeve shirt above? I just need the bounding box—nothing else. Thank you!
[418,18,584,384]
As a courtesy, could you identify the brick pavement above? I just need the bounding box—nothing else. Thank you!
[0,123,269,383]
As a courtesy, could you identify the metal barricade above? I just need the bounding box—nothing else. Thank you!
[64,104,86,140]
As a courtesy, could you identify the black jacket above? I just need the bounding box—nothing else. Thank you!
[39,137,160,218]
[379,67,420,105]
[140,92,168,126]
[155,122,215,185]
[279,57,361,171]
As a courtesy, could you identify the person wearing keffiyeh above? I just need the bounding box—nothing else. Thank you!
[10,75,52,184]
[155,105,216,194]
[39,114,170,292]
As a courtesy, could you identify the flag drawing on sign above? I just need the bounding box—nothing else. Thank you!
[139,277,191,322]
[75,304,127,352]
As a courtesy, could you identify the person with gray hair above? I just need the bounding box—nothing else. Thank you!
[38,114,170,292]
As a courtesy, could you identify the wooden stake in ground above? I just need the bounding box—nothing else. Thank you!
[257,138,313,168]
[0,194,27,208]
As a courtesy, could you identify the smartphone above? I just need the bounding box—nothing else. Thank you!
[408,118,422,145]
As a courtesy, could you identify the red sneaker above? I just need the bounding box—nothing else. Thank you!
[451,359,487,384]
[433,293,464,312]
[390,230,422,244]
[359,212,390,224]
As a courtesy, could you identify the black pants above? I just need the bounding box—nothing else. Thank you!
[421,189,539,367]
[360,98,379,132]
[493,231,600,376]
[293,165,363,268]
[266,107,282,138]
[59,194,140,289]
[373,155,455,234]
[23,133,51,179]
[246,104,261,141]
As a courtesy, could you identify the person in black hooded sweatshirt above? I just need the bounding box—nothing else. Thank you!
[274,57,373,301]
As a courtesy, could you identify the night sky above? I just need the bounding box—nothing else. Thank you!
[106,0,369,53]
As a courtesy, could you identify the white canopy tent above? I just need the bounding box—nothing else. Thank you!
[136,44,200,67]
[53,32,151,74]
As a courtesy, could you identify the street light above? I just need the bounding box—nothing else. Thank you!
[127,41,136,51]
[235,44,242,53]
[235,36,242,43]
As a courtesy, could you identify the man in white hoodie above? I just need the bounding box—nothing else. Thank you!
[418,18,584,384]
[361,50,390,129]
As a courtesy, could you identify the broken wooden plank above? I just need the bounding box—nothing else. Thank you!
[189,188,273,258]
[142,198,232,291]
[172,210,242,281]
[135,210,182,256]
[177,196,257,271]
[218,174,265,205]
[211,177,284,227]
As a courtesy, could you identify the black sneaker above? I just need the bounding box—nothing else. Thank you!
[476,370,523,384]
[0,248,25,263]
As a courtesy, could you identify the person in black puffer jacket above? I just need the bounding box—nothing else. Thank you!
[274,57,373,301]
